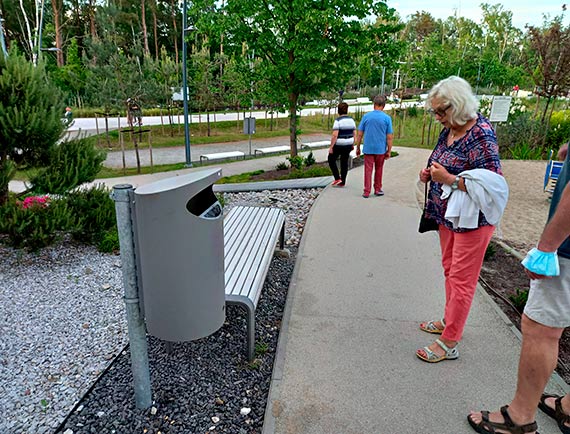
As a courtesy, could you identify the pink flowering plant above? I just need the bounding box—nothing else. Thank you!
[1,195,71,251]
[20,195,50,209]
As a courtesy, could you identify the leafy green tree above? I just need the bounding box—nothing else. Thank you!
[0,52,64,204]
[525,17,570,124]
[193,0,403,156]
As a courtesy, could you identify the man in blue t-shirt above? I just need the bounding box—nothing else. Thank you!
[354,95,393,198]
[468,144,570,434]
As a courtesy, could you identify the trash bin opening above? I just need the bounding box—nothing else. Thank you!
[186,186,222,219]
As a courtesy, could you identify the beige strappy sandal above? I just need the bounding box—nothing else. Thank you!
[419,318,445,334]
[416,338,459,363]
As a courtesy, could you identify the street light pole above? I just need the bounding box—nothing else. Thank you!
[181,0,192,167]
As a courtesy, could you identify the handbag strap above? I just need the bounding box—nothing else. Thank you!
[424,164,430,205]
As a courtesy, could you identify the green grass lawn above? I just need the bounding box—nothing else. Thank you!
[93,115,337,151]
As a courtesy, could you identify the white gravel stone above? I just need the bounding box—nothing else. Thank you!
[240,407,251,416]
[0,188,321,431]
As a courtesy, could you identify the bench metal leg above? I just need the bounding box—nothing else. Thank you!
[165,341,173,354]
[246,306,255,361]
[279,223,285,250]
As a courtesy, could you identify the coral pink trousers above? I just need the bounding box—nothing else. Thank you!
[438,224,495,342]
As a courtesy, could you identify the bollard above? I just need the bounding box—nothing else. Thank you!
[111,184,152,409]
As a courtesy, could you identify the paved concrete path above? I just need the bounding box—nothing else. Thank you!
[263,147,568,434]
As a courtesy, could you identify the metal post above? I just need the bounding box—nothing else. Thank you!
[248,50,255,155]
[182,1,192,167]
[111,184,152,409]
[381,66,386,95]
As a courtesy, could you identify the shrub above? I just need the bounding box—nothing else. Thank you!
[509,288,529,313]
[97,229,120,253]
[304,151,316,166]
[65,185,117,245]
[275,161,288,170]
[406,106,419,117]
[548,110,570,150]
[287,166,332,179]
[507,142,544,160]
[496,113,544,159]
[287,155,304,170]
[30,138,106,194]
[0,196,72,251]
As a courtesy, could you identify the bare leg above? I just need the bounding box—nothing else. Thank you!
[468,314,563,433]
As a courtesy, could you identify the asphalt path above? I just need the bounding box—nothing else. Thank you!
[66,101,421,134]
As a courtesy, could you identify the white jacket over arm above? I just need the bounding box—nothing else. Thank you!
[441,169,509,229]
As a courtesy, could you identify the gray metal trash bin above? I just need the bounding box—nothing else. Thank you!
[133,168,225,342]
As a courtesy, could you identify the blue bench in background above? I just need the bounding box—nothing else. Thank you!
[544,149,565,195]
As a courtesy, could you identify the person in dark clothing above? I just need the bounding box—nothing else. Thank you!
[328,102,356,187]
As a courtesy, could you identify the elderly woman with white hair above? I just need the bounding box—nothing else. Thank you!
[416,76,504,363]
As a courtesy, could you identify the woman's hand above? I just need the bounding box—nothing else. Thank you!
[419,167,431,183]
[430,162,455,185]
[328,146,334,154]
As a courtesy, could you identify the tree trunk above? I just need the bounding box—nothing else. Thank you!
[89,0,97,39]
[141,0,150,57]
[170,0,179,64]
[151,0,159,60]
[51,0,64,66]
[288,92,299,156]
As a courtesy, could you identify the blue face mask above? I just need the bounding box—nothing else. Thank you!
[521,248,560,277]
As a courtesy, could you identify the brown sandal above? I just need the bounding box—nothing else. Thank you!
[467,405,538,434]
[538,394,570,434]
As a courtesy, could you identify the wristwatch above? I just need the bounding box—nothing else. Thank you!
[450,176,460,190]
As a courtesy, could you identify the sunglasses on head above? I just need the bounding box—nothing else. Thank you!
[428,104,451,117]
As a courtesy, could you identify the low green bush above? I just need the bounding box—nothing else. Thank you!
[496,114,544,159]
[287,155,304,170]
[287,166,332,179]
[65,185,117,245]
[30,138,106,194]
[406,106,419,117]
[548,110,570,149]
[509,287,529,313]
[97,229,120,253]
[275,162,288,170]
[304,151,316,166]
[0,196,72,251]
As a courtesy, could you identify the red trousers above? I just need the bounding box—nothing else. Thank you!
[363,154,386,195]
[438,224,495,342]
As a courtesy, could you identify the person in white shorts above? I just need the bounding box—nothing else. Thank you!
[468,142,570,434]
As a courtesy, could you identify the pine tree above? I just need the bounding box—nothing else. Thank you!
[0,52,65,204]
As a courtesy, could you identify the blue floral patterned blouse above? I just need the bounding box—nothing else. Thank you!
[425,113,503,232]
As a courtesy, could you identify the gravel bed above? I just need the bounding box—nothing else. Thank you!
[0,188,321,434]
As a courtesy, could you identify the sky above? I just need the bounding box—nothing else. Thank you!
[389,1,569,29]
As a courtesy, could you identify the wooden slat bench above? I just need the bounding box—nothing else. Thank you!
[223,205,286,360]
[253,145,290,156]
[200,150,245,164]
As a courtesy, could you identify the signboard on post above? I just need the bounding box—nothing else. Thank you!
[243,117,256,135]
[489,96,512,122]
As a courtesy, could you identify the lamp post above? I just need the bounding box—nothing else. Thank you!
[181,1,194,167]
